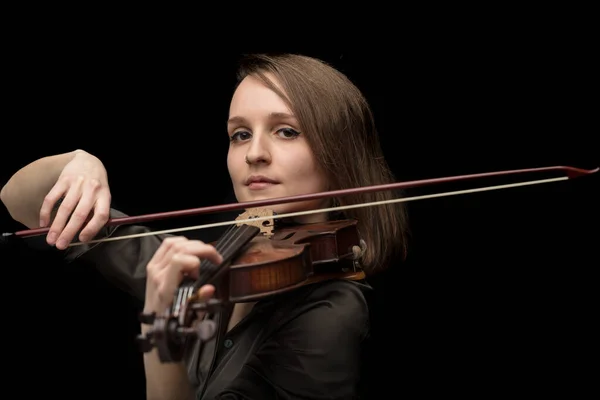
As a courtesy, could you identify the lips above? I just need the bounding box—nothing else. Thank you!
[245,175,280,185]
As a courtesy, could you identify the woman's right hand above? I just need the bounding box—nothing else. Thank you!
[144,236,224,319]
[40,150,111,249]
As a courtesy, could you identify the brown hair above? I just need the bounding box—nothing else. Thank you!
[235,53,408,275]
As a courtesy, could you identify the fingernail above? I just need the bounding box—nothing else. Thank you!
[47,232,57,244]
[56,239,66,249]
[39,219,46,228]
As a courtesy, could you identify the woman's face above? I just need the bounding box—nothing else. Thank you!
[227,74,329,222]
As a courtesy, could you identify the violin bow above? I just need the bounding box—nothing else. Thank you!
[4,165,598,246]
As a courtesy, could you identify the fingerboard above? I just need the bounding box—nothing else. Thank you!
[172,224,260,315]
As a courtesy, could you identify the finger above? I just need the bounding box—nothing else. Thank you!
[147,237,188,272]
[79,190,111,242]
[47,178,84,247]
[183,241,224,266]
[167,242,223,289]
[172,253,202,279]
[155,254,200,306]
[194,285,216,320]
[159,239,223,271]
[198,284,215,299]
[39,180,68,228]
[57,186,97,247]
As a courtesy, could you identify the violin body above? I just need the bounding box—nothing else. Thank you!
[224,219,365,303]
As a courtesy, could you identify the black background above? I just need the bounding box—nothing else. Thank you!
[1,17,597,399]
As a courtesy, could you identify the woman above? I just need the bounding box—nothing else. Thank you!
[1,53,408,399]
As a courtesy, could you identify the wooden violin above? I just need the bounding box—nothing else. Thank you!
[136,210,367,362]
[4,165,597,362]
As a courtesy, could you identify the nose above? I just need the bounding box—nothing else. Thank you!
[245,132,271,165]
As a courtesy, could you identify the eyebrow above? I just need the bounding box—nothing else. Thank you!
[227,112,297,126]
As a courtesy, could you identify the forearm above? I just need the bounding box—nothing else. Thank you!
[0,150,82,228]
[142,324,196,400]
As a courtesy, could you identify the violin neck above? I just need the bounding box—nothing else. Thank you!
[171,224,260,313]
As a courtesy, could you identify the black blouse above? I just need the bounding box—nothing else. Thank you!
[34,208,372,399]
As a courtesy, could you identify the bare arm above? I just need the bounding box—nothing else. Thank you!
[1,150,81,229]
[1,149,111,249]
[142,324,196,400]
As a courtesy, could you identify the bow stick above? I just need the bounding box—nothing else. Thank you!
[4,165,597,246]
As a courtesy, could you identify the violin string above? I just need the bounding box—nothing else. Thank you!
[67,176,567,247]
[172,225,227,314]
[193,224,260,290]
[174,225,244,320]
[173,224,240,315]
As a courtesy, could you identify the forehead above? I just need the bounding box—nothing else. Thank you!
[229,74,291,117]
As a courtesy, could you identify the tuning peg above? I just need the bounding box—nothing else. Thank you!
[196,320,217,341]
[135,333,154,353]
[190,298,224,314]
[139,311,156,324]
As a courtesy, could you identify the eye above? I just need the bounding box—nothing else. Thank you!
[230,130,252,142]
[276,128,301,139]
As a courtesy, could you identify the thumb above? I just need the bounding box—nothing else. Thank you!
[193,284,216,319]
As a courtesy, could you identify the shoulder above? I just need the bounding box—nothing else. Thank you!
[303,278,371,314]
[284,278,370,311]
[263,279,372,341]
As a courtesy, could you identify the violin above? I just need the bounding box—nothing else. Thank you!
[138,211,367,362]
[4,165,597,363]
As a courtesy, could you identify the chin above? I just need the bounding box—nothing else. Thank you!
[238,187,283,201]
[237,189,322,213]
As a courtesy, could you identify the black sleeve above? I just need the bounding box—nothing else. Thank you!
[217,281,370,400]
[19,208,170,303]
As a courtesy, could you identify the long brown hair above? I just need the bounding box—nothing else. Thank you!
[235,53,408,275]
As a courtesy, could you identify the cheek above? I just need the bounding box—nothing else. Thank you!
[286,151,327,190]
[227,151,243,180]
